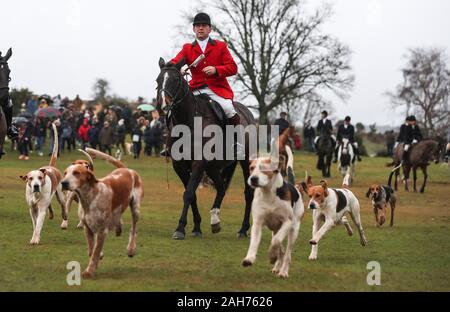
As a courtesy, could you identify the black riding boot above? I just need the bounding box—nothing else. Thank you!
[2,100,18,140]
[228,114,245,159]
[402,149,409,164]
[333,146,339,163]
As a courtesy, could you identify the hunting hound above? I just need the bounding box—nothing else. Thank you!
[61,148,143,278]
[366,184,396,227]
[19,123,66,245]
[298,174,368,260]
[242,146,305,278]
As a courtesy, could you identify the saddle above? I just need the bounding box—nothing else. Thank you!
[194,94,228,128]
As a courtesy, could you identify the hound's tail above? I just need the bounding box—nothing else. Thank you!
[387,170,396,188]
[85,148,127,168]
[49,123,58,167]
[285,145,295,185]
[342,173,351,189]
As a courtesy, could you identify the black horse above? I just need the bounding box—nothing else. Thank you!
[0,48,12,158]
[156,57,255,240]
[316,132,333,178]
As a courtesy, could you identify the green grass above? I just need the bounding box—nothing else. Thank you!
[0,148,449,291]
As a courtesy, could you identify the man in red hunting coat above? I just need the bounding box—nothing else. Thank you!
[170,13,240,125]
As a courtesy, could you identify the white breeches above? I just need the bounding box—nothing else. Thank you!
[404,144,410,152]
[193,87,236,118]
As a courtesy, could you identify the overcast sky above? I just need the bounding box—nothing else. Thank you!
[2,0,449,126]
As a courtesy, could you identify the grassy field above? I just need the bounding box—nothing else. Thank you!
[0,148,449,291]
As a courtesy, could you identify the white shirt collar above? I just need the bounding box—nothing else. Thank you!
[196,36,210,53]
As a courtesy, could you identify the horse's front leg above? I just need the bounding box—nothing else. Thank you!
[413,167,418,192]
[206,168,226,234]
[173,162,205,240]
[238,160,254,238]
[174,163,203,238]
[420,165,428,194]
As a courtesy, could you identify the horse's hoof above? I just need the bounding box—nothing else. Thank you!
[191,231,203,238]
[420,189,425,194]
[237,232,248,238]
[211,223,221,234]
[172,231,185,240]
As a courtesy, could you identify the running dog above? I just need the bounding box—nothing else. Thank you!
[366,184,396,227]
[242,146,305,278]
[20,123,66,245]
[61,148,143,278]
[298,174,367,261]
[62,150,95,229]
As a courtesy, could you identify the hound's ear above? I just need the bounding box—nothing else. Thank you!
[19,175,28,182]
[296,182,308,195]
[174,57,186,70]
[5,48,12,61]
[39,169,47,176]
[366,188,371,198]
[159,57,166,69]
[320,180,328,196]
[306,176,313,188]
[87,170,98,183]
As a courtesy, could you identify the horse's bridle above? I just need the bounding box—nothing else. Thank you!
[0,61,11,91]
[158,67,190,113]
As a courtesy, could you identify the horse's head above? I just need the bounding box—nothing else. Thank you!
[156,57,187,112]
[341,138,350,155]
[0,48,12,99]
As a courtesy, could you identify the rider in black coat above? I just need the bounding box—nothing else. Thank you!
[399,115,423,163]
[314,110,336,159]
[335,116,361,162]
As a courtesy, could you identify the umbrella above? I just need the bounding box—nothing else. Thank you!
[18,112,33,119]
[137,104,156,112]
[38,94,53,104]
[12,116,29,125]
[35,107,61,119]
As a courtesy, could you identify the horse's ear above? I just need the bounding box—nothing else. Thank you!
[5,48,12,61]
[174,57,186,70]
[159,57,166,69]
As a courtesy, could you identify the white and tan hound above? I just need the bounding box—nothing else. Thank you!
[19,123,66,245]
[242,147,304,278]
[61,148,143,279]
[298,174,367,261]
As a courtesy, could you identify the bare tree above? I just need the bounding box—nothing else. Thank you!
[388,48,450,136]
[180,0,354,124]
[92,78,110,103]
[273,92,333,126]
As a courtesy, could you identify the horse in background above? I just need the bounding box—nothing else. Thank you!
[0,48,12,158]
[337,138,356,185]
[316,131,334,178]
[387,139,441,193]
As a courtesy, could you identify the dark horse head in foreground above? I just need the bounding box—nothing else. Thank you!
[387,139,441,193]
[0,48,12,158]
[156,57,255,240]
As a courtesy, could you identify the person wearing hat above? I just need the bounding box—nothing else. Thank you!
[274,112,291,137]
[399,115,423,163]
[170,13,246,157]
[314,110,336,154]
[335,116,361,162]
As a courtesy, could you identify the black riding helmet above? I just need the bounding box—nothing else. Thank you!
[193,13,211,26]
